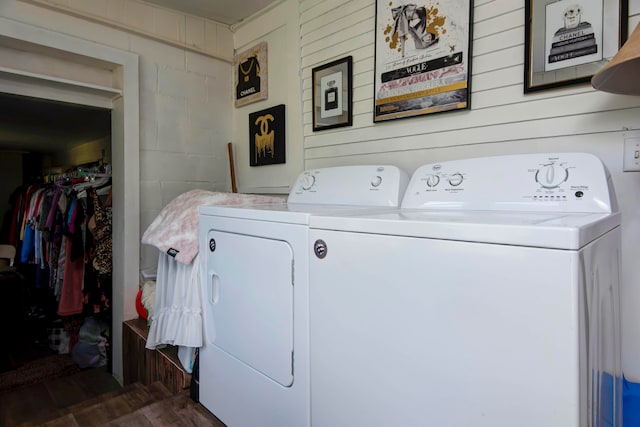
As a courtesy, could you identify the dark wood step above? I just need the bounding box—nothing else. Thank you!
[123,318,193,393]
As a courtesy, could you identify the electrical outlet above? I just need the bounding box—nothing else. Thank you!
[624,137,640,172]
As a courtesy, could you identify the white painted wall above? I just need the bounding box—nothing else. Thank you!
[291,0,640,381]
[231,0,304,194]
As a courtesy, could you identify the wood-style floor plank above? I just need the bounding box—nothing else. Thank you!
[41,413,80,427]
[71,385,160,426]
[168,392,227,426]
[2,381,60,427]
[3,364,225,427]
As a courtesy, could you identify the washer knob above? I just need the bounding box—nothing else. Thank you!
[448,173,463,186]
[371,176,383,187]
[301,175,316,190]
[426,174,440,187]
[535,164,568,189]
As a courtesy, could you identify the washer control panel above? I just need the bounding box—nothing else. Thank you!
[402,153,615,213]
[289,165,409,207]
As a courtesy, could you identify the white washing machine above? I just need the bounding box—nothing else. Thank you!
[197,165,409,427]
[308,153,622,427]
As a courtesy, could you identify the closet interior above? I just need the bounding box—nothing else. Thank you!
[0,93,114,375]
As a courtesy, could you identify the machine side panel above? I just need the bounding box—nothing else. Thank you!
[579,227,623,427]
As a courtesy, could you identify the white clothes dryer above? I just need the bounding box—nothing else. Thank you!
[308,153,622,427]
[197,165,408,427]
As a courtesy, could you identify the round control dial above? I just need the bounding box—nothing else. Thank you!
[301,175,316,190]
[535,164,568,189]
[448,173,463,186]
[426,174,440,187]
[371,176,382,187]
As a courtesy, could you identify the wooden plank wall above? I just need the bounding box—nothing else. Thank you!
[299,0,640,171]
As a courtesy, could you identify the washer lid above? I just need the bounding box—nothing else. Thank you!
[309,210,621,250]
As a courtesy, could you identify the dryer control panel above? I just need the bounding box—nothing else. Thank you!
[288,165,409,207]
[402,152,617,213]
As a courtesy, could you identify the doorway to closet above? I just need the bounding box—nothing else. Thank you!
[0,93,114,386]
[0,16,141,383]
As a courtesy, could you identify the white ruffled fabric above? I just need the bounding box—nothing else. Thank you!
[146,252,202,349]
[142,190,285,352]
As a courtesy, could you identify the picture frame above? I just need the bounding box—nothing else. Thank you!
[234,42,268,107]
[312,56,353,131]
[249,104,286,166]
[524,0,628,93]
[373,0,473,122]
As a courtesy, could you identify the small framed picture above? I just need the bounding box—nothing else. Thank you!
[524,0,628,93]
[249,104,285,166]
[312,56,353,131]
[234,42,268,107]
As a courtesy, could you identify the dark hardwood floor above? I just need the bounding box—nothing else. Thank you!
[0,366,225,426]
[0,268,224,425]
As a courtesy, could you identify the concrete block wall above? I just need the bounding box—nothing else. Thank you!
[134,36,233,270]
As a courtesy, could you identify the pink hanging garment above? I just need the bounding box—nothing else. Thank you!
[57,237,84,316]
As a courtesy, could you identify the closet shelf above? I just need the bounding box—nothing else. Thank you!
[0,66,122,108]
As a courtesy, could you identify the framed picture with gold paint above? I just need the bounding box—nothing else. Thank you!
[235,42,268,107]
[373,1,473,122]
[249,104,285,166]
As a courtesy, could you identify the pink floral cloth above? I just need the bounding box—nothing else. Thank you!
[142,190,284,264]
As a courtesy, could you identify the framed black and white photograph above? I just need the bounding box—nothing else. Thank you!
[524,0,628,93]
[373,0,473,122]
[312,56,353,131]
[249,104,285,166]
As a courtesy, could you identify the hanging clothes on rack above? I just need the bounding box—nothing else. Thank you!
[8,166,113,318]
